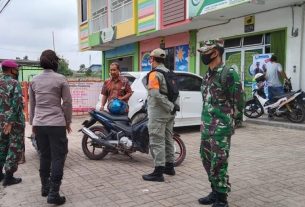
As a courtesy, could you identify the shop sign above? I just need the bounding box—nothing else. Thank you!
[69,81,102,112]
[250,53,272,97]
[141,52,152,71]
[100,26,116,43]
[175,45,189,72]
[244,15,255,33]
[189,0,251,17]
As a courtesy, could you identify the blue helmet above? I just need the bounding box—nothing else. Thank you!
[107,98,127,115]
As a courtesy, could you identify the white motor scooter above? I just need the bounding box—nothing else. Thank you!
[244,73,305,123]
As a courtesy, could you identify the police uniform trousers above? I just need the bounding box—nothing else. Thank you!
[148,116,175,167]
[35,126,68,183]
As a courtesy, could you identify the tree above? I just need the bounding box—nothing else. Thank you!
[85,68,92,77]
[57,58,73,77]
[79,64,86,72]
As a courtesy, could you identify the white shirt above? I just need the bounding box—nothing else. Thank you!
[265,62,283,87]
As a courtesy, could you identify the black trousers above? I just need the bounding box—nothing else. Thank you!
[36,126,68,183]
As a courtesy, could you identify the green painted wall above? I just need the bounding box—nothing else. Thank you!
[89,32,101,47]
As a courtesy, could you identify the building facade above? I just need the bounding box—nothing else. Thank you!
[77,0,305,96]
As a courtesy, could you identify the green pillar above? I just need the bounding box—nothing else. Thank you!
[189,30,197,74]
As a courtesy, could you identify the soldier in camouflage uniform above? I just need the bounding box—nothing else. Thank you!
[0,60,25,186]
[197,40,244,207]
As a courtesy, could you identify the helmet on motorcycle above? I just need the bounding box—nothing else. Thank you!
[254,73,265,83]
[107,98,128,115]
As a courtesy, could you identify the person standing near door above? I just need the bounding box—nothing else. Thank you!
[265,55,288,100]
[197,40,244,207]
[29,49,72,205]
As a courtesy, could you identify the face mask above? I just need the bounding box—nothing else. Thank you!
[11,69,19,80]
[201,52,215,65]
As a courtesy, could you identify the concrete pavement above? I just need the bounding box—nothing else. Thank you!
[1,116,305,207]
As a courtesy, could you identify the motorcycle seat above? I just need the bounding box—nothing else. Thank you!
[93,110,130,122]
[273,92,295,100]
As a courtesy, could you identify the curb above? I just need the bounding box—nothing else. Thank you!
[245,118,305,131]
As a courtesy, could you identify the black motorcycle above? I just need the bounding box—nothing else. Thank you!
[80,102,186,167]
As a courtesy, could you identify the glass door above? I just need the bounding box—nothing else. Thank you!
[224,47,264,100]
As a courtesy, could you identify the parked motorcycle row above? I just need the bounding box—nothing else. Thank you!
[244,77,305,123]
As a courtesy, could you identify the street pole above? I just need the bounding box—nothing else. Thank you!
[52,31,56,51]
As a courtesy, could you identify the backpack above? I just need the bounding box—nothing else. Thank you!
[221,66,245,124]
[147,69,179,103]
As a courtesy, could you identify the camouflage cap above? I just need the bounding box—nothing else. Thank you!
[150,48,166,59]
[197,39,224,53]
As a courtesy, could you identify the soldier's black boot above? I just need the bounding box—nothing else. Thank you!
[164,162,175,175]
[142,166,165,182]
[0,170,4,182]
[2,172,22,186]
[47,181,66,205]
[212,192,229,207]
[40,177,50,197]
[198,190,217,205]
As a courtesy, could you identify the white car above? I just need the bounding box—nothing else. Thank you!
[96,71,203,127]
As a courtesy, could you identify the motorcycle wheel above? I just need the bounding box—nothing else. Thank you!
[286,101,305,123]
[173,133,186,167]
[82,126,110,160]
[131,113,147,125]
[244,99,264,118]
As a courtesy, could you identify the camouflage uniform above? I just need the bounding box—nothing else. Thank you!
[200,65,244,194]
[0,74,25,174]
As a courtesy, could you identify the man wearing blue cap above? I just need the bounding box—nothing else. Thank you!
[0,59,25,186]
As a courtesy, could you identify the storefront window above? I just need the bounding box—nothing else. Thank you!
[111,0,133,25]
[90,0,108,33]
[265,33,271,44]
[164,47,175,70]
[224,38,241,48]
[81,0,87,22]
[243,34,263,46]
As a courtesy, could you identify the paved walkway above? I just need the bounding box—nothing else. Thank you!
[1,116,305,207]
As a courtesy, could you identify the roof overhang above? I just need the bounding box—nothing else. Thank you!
[88,0,305,52]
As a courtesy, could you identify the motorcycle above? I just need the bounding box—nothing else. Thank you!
[80,100,186,167]
[284,78,305,106]
[28,133,40,155]
[244,76,305,123]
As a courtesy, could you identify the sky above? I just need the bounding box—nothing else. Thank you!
[0,0,101,70]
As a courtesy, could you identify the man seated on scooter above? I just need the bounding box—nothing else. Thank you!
[100,62,133,114]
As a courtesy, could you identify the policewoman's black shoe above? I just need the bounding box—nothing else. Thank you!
[164,162,175,176]
[142,166,165,182]
[198,191,217,205]
[47,181,66,205]
[2,173,22,186]
[212,192,229,207]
